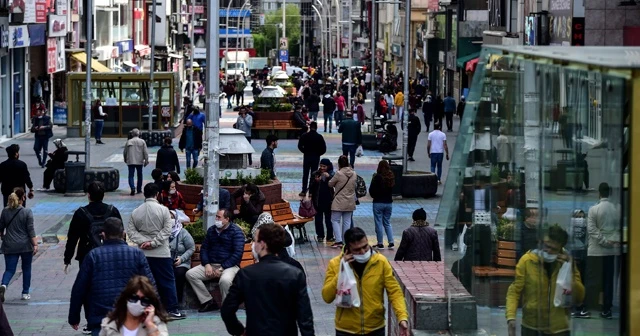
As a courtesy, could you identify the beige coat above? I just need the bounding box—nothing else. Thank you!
[99,316,168,336]
[128,198,174,258]
[329,167,357,212]
[587,198,621,256]
[124,137,149,166]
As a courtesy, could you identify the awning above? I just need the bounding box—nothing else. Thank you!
[71,53,112,72]
[456,52,480,68]
[134,45,151,57]
[465,58,479,72]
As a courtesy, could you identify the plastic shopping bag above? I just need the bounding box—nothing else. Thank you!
[553,261,573,307]
[355,145,364,157]
[334,259,361,308]
[458,224,468,256]
[175,209,190,223]
[284,225,296,257]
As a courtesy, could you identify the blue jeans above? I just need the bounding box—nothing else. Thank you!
[2,252,33,294]
[342,144,358,168]
[185,148,199,169]
[373,203,393,245]
[128,164,143,192]
[33,135,49,166]
[91,328,100,336]
[335,110,344,127]
[324,112,333,131]
[94,119,104,140]
[227,97,233,109]
[147,257,179,313]
[430,153,444,181]
[308,111,318,121]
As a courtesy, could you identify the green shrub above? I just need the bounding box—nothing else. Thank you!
[235,219,252,238]
[220,176,232,186]
[185,220,206,244]
[184,168,204,185]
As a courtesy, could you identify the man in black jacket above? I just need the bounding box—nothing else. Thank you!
[221,223,314,336]
[156,137,180,174]
[407,109,421,161]
[64,181,122,273]
[179,119,203,169]
[322,93,336,133]
[0,145,33,207]
[260,135,278,179]
[297,121,326,196]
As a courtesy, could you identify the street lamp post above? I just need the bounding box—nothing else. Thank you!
[203,0,221,229]
[282,0,286,39]
[371,0,376,94]
[189,0,195,102]
[84,0,93,168]
[224,0,235,83]
[402,0,410,173]
[235,1,250,78]
[148,0,157,132]
[312,5,324,75]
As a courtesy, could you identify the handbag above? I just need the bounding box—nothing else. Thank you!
[299,198,316,218]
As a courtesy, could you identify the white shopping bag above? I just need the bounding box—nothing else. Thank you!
[284,225,296,257]
[334,259,361,308]
[355,145,364,157]
[458,224,468,256]
[553,261,573,307]
[174,209,191,223]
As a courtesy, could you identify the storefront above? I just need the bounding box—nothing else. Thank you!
[8,25,28,135]
[0,16,10,138]
[438,45,635,335]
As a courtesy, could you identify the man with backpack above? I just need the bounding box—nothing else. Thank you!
[63,181,122,273]
[63,181,122,335]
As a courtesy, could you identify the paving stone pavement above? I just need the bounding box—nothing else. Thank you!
[0,92,458,335]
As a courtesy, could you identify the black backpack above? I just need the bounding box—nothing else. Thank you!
[81,205,114,248]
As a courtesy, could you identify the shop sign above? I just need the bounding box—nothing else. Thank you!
[391,43,402,57]
[47,13,66,37]
[35,0,46,22]
[548,0,572,45]
[8,25,29,48]
[571,17,584,46]
[524,16,538,46]
[52,100,67,124]
[28,23,45,45]
[446,51,456,71]
[193,47,206,59]
[47,37,55,73]
[148,0,167,47]
[114,39,133,54]
[18,0,47,23]
[111,46,118,58]
[55,0,68,15]
[0,16,8,57]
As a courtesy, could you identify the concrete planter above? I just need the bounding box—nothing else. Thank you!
[401,171,438,198]
[177,179,283,206]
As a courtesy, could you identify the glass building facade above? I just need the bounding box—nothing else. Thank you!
[437,46,638,335]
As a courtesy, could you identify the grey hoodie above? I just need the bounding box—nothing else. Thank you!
[235,114,253,137]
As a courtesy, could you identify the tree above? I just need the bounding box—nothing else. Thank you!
[263,4,301,56]
[252,33,269,57]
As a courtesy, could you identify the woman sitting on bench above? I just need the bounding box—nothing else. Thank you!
[231,183,266,230]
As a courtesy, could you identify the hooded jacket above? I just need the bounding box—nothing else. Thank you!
[322,250,408,335]
[322,95,336,113]
[231,187,266,224]
[506,250,585,334]
[328,167,356,212]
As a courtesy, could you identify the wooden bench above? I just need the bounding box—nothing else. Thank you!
[471,240,516,307]
[272,120,299,130]
[253,120,274,129]
[251,120,302,139]
[235,201,314,242]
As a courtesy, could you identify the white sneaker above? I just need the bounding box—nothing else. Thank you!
[21,293,30,300]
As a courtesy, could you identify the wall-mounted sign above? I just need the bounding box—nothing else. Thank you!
[524,16,538,46]
[279,37,288,50]
[47,13,66,37]
[47,37,56,73]
[391,43,402,57]
[148,0,167,47]
[193,47,206,59]
[9,25,29,48]
[572,17,585,46]
[548,0,572,45]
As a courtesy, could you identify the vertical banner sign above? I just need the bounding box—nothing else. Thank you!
[571,17,585,46]
[23,0,37,23]
[35,0,46,23]
[55,37,65,71]
[47,37,56,73]
[150,0,167,47]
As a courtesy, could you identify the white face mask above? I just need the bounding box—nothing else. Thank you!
[251,242,260,261]
[214,220,224,229]
[540,251,558,263]
[126,300,146,317]
[353,248,372,263]
[169,189,176,194]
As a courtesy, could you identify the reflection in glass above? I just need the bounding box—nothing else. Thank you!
[440,47,627,335]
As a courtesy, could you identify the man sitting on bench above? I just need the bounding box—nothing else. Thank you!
[186,209,245,313]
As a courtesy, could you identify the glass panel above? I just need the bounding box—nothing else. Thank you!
[121,81,144,133]
[442,47,627,335]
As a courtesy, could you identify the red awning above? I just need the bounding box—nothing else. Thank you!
[465,58,479,72]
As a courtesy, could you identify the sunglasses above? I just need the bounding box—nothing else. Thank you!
[128,294,152,307]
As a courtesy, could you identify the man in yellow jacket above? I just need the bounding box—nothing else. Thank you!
[322,227,409,336]
[506,224,585,336]
[394,90,405,128]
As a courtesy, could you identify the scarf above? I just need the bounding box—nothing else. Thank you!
[169,211,182,240]
[411,220,428,227]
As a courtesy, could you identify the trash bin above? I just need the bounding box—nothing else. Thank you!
[65,161,85,195]
[382,155,403,196]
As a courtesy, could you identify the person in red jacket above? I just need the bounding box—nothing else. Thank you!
[352,99,366,125]
[158,181,186,210]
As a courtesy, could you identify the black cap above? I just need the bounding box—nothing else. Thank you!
[413,208,427,221]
